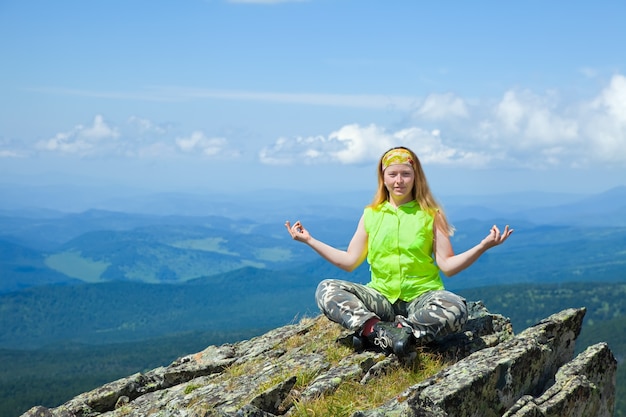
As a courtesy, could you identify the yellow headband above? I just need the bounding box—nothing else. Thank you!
[381,148,414,171]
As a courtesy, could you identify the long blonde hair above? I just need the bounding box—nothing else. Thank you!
[368,146,455,236]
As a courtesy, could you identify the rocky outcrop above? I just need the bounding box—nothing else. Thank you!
[356,308,615,417]
[21,303,616,417]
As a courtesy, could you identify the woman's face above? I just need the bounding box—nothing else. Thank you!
[383,164,414,205]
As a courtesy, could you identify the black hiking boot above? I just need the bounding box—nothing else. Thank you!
[336,332,367,352]
[368,321,414,356]
[351,333,366,352]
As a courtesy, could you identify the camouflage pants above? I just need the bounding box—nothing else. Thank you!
[315,279,468,345]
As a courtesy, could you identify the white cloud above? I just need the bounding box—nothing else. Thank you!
[483,75,626,166]
[259,123,492,167]
[473,89,582,168]
[583,74,626,163]
[175,131,233,157]
[127,116,167,135]
[591,74,626,123]
[36,115,119,156]
[81,115,120,140]
[259,135,329,165]
[524,108,578,144]
[328,124,394,164]
[495,91,526,133]
[414,93,469,121]
[36,132,94,155]
[21,74,626,169]
[492,89,578,146]
[258,75,626,169]
[0,150,23,158]
[0,137,28,158]
[31,86,417,110]
[33,115,238,159]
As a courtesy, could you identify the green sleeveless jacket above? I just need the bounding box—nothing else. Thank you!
[363,201,444,303]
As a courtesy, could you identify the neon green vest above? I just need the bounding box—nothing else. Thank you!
[363,201,444,303]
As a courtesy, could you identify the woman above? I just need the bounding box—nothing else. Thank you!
[285,147,513,356]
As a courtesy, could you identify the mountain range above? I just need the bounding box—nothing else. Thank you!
[1,185,625,293]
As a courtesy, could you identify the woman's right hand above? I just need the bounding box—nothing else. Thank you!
[285,220,311,243]
[285,214,368,272]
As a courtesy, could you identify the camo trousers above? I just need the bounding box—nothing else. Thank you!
[315,279,468,345]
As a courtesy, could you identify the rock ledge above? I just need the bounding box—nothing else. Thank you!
[22,303,616,417]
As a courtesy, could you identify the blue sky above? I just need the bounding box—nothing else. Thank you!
[1,0,625,200]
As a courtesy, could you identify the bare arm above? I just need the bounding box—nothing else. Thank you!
[285,215,368,272]
[434,213,513,277]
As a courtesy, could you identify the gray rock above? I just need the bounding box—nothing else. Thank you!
[503,342,617,417]
[19,304,616,417]
[353,307,615,417]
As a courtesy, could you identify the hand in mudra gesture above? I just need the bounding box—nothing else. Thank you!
[285,220,311,243]
[481,225,513,249]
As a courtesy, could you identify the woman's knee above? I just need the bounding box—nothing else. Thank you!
[412,291,467,326]
[315,279,341,300]
[437,291,468,330]
[315,279,351,311]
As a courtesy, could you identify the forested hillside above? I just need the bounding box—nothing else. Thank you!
[0,268,320,349]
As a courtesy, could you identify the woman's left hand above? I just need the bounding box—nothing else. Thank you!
[481,225,513,249]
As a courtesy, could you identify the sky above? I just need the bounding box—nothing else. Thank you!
[1,0,625,202]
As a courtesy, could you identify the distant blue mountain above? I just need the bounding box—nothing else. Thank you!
[511,185,626,226]
[444,186,626,226]
[0,185,624,293]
